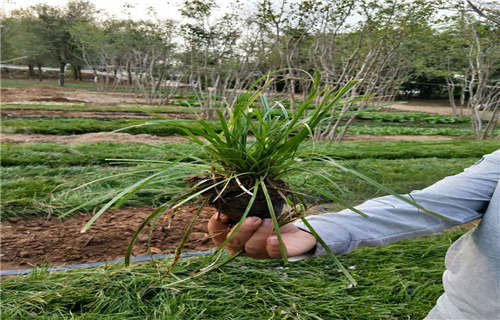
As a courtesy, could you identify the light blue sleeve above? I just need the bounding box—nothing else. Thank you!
[294,149,500,256]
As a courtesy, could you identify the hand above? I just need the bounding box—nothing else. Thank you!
[207,213,317,259]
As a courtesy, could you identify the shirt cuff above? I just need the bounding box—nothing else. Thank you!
[294,216,353,257]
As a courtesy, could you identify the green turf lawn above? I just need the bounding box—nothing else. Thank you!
[1,102,198,114]
[0,117,482,136]
[2,139,497,167]
[2,102,469,124]
[1,230,464,319]
[1,81,497,319]
[1,139,497,319]
[2,140,497,219]
[0,118,210,136]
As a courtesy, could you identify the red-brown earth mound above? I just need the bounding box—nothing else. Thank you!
[1,206,217,270]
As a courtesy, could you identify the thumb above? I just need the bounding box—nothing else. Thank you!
[266,225,317,258]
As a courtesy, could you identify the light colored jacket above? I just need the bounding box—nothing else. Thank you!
[295,149,500,320]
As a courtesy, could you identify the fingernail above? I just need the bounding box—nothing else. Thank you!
[244,217,261,226]
[263,218,273,227]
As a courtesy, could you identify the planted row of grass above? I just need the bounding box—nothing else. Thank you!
[356,112,470,124]
[1,157,479,219]
[1,117,480,136]
[1,102,198,114]
[1,230,463,319]
[1,118,210,136]
[2,140,497,167]
[1,165,186,219]
[2,102,469,125]
[347,125,479,136]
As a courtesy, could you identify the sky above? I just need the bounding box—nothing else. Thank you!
[1,0,236,21]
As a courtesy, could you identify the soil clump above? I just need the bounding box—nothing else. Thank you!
[1,206,216,270]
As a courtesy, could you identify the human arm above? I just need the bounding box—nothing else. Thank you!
[294,149,500,256]
[208,150,500,258]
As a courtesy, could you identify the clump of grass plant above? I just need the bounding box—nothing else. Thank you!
[78,72,448,288]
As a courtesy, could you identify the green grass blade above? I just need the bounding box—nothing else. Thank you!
[299,215,357,287]
[307,184,368,218]
[124,203,171,265]
[325,158,451,221]
[260,180,288,264]
[81,166,173,233]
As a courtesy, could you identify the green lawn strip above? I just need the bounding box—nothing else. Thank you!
[1,157,478,219]
[2,103,469,126]
[348,120,472,129]
[0,230,462,319]
[1,103,198,114]
[0,165,187,219]
[2,140,498,167]
[1,116,482,136]
[356,112,470,124]
[346,125,477,136]
[1,118,213,136]
[0,142,202,167]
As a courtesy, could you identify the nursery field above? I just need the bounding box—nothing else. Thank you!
[1,80,499,319]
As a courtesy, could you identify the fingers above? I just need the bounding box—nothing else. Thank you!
[244,219,274,259]
[225,217,262,254]
[266,224,317,259]
[207,213,231,246]
[208,214,318,260]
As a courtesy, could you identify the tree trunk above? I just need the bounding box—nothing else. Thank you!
[58,63,66,87]
[127,62,132,86]
[37,65,43,82]
[446,79,458,116]
[28,64,35,78]
[72,65,79,80]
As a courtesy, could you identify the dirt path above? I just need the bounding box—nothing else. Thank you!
[0,132,191,144]
[1,109,196,119]
[389,101,496,123]
[0,132,457,145]
[389,101,458,115]
[2,84,148,105]
[1,206,217,270]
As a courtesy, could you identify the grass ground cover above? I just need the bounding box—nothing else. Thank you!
[2,140,497,167]
[1,117,481,136]
[1,103,197,114]
[1,157,479,219]
[346,125,478,136]
[1,118,212,136]
[0,230,463,319]
[356,112,470,124]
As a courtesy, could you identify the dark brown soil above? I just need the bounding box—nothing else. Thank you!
[0,206,217,270]
[1,109,196,119]
[189,176,289,224]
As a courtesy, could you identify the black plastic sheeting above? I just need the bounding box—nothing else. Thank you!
[1,250,213,277]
